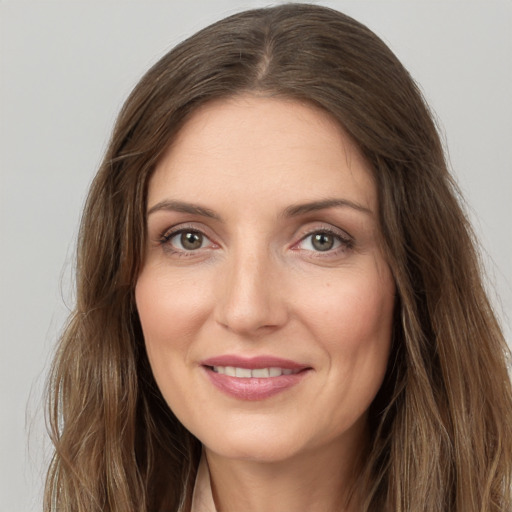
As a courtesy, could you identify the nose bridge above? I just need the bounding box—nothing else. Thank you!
[215,240,287,335]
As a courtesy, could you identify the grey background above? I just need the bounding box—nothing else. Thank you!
[1,1,511,510]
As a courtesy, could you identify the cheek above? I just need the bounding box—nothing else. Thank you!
[297,267,395,391]
[300,269,394,343]
[135,268,214,414]
[136,268,208,342]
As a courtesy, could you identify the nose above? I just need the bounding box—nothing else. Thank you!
[214,247,289,337]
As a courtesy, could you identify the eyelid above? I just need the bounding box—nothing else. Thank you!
[165,230,209,249]
[154,221,354,258]
[297,223,352,242]
[158,221,210,238]
[158,223,218,253]
[292,224,354,254]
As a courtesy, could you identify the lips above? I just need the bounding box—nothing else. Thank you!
[201,355,311,400]
[212,366,299,378]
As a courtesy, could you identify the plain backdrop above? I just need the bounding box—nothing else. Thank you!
[1,1,511,510]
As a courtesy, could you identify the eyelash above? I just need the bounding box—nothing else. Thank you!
[157,225,354,258]
[158,224,213,257]
[294,227,354,257]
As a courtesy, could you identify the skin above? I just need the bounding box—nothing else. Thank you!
[135,95,396,512]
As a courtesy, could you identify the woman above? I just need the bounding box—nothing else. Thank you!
[44,4,512,511]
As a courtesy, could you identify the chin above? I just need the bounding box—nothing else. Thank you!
[194,414,364,466]
[192,419,309,463]
[204,439,305,464]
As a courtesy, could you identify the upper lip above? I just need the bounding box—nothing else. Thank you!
[201,355,310,370]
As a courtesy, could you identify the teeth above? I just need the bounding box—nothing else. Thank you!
[212,366,299,378]
[235,367,252,378]
[225,366,236,377]
[252,368,269,378]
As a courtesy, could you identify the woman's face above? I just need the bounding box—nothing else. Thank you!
[136,95,395,463]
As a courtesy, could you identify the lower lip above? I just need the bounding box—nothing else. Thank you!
[203,366,310,401]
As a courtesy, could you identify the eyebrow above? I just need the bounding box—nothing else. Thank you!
[147,197,372,220]
[283,198,373,217]
[147,200,221,220]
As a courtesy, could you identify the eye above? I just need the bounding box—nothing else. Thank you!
[306,232,339,252]
[161,229,212,252]
[296,229,352,253]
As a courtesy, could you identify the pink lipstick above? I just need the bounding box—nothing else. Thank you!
[201,355,311,400]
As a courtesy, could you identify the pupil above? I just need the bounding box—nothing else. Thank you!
[181,232,202,250]
[312,233,334,251]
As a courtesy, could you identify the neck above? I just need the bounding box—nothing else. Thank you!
[204,433,367,512]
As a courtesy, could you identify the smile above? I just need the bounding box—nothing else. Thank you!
[201,356,311,400]
[211,366,300,378]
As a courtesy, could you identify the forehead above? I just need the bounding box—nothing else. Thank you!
[148,94,376,213]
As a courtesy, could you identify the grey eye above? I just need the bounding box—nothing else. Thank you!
[311,233,335,251]
[296,230,348,254]
[179,231,204,250]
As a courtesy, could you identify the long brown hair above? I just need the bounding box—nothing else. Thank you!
[45,4,512,511]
